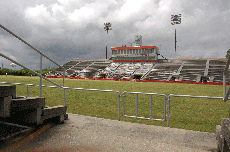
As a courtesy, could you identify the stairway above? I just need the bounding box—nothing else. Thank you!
[0,85,68,142]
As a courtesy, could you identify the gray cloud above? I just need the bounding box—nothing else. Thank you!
[0,0,230,70]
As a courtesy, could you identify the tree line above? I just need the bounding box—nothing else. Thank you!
[0,68,56,76]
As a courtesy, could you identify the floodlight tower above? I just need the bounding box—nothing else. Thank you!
[104,22,112,59]
[171,14,181,54]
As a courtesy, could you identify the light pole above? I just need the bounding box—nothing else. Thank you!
[104,22,112,59]
[171,14,181,54]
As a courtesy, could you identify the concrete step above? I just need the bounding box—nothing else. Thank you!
[0,96,12,118]
[42,105,67,123]
[0,85,16,99]
[11,97,45,112]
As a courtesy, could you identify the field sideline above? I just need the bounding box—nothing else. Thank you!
[0,75,229,133]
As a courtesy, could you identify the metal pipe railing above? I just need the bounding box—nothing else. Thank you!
[0,23,65,101]
[223,55,230,101]
[167,94,229,127]
[2,82,227,128]
[39,55,42,97]
[0,53,62,88]
[122,91,167,122]
[0,24,64,70]
[0,82,121,121]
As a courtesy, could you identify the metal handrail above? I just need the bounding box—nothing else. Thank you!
[0,24,65,100]
[223,55,230,101]
[0,82,121,121]
[0,24,64,70]
[0,53,62,88]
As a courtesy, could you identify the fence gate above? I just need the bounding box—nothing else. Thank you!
[122,91,167,121]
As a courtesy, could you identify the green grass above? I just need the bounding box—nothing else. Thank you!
[0,75,229,133]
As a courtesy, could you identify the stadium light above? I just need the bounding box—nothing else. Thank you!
[171,14,181,54]
[104,22,112,34]
[104,22,112,59]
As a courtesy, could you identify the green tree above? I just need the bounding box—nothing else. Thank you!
[226,49,230,58]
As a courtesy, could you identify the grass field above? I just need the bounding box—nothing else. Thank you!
[0,75,229,133]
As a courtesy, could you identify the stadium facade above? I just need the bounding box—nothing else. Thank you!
[111,35,159,62]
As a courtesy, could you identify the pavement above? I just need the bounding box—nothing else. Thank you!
[1,113,218,152]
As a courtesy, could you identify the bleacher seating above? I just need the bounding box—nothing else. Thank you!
[78,62,111,78]
[133,63,153,76]
[144,62,181,81]
[69,61,93,77]
[46,60,79,76]
[97,63,120,78]
[180,60,206,82]
[208,60,230,83]
[45,59,230,83]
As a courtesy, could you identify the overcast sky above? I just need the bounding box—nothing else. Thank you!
[0,0,230,70]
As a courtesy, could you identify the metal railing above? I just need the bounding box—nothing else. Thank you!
[223,55,230,101]
[1,82,229,127]
[0,82,121,121]
[0,24,66,103]
[122,91,167,121]
[0,53,67,104]
[167,94,227,127]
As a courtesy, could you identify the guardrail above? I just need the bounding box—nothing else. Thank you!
[122,91,167,122]
[1,82,229,127]
[167,94,227,127]
[0,24,65,99]
[0,82,121,121]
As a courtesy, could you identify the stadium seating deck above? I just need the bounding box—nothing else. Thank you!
[45,58,230,83]
[144,62,181,81]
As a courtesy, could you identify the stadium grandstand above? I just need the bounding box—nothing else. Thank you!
[45,58,229,84]
[46,35,230,84]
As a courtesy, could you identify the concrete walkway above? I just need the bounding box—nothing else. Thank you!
[8,113,217,151]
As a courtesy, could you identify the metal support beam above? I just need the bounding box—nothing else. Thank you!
[118,92,120,121]
[223,54,230,101]
[106,45,107,59]
[175,28,177,54]
[63,69,66,106]
[27,85,29,97]
[136,94,138,118]
[167,97,170,127]
[223,73,226,99]
[39,55,42,97]
[150,95,152,119]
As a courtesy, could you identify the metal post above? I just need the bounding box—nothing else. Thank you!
[150,95,152,120]
[136,94,138,118]
[164,96,166,120]
[63,69,66,106]
[39,55,42,97]
[118,92,120,121]
[223,72,226,100]
[123,94,125,116]
[27,85,29,97]
[175,28,177,54]
[167,96,170,127]
[106,45,107,59]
